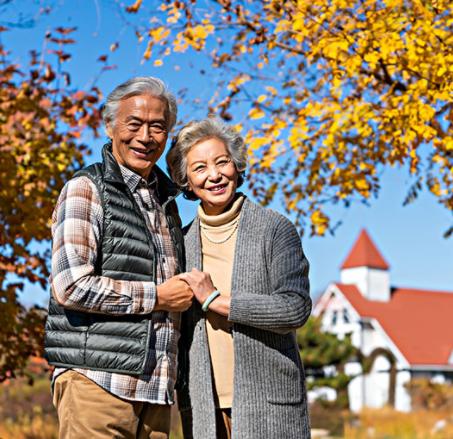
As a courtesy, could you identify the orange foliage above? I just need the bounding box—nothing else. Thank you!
[0,27,102,381]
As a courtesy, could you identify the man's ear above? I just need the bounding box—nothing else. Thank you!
[105,122,113,139]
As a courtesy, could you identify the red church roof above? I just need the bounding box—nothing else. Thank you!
[335,283,453,366]
[341,229,389,270]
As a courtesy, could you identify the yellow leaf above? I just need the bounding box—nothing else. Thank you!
[227,74,251,92]
[248,136,269,151]
[265,86,278,95]
[311,210,329,236]
[143,41,153,60]
[149,27,170,44]
[445,138,453,151]
[249,108,265,120]
[430,183,441,196]
[126,0,142,13]
[167,7,181,24]
[191,24,213,40]
[355,178,369,191]
[437,66,447,77]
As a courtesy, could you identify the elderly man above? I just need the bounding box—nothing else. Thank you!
[44,77,193,438]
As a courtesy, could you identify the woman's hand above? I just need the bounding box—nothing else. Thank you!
[179,268,231,316]
[179,268,215,304]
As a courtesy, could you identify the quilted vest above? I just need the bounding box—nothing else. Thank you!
[44,144,184,375]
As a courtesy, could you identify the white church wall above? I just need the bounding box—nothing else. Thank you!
[346,362,363,413]
[341,267,390,302]
[364,355,390,408]
[395,370,412,412]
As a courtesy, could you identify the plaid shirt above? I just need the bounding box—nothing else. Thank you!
[51,164,180,404]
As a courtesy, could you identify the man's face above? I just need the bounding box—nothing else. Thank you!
[107,94,168,180]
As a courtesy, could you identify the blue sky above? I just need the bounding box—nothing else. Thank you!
[3,1,452,307]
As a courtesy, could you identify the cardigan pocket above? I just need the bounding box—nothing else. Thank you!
[265,346,304,405]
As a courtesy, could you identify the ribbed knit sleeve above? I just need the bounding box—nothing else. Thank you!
[228,215,311,332]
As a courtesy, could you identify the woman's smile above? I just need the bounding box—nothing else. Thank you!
[206,183,227,193]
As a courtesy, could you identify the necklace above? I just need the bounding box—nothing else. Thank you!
[200,220,239,244]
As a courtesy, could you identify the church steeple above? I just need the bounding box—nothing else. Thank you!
[340,229,391,302]
[341,229,389,270]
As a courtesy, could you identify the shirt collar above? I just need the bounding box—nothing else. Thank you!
[118,164,158,193]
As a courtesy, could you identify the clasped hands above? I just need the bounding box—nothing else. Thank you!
[155,268,216,312]
[179,268,216,306]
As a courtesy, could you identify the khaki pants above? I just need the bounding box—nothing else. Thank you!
[53,370,170,439]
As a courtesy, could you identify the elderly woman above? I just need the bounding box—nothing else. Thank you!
[167,117,312,439]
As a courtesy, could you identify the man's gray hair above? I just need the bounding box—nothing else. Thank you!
[166,116,247,200]
[102,76,177,130]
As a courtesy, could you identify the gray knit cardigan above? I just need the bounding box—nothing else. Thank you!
[178,198,312,438]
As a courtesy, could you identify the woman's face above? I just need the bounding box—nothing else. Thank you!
[186,137,239,215]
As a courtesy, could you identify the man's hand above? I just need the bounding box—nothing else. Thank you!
[178,268,216,305]
[155,276,194,312]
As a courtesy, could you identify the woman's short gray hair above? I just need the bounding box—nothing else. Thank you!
[166,117,247,200]
[102,76,177,131]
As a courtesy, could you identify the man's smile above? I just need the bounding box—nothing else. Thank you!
[129,146,158,158]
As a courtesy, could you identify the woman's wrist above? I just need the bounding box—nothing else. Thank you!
[206,295,231,317]
[201,290,221,312]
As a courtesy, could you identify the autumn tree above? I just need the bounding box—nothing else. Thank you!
[0,27,102,381]
[125,0,453,235]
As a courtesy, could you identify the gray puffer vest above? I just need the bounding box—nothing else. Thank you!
[44,144,184,375]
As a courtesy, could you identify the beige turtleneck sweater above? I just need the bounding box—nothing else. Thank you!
[198,194,245,409]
